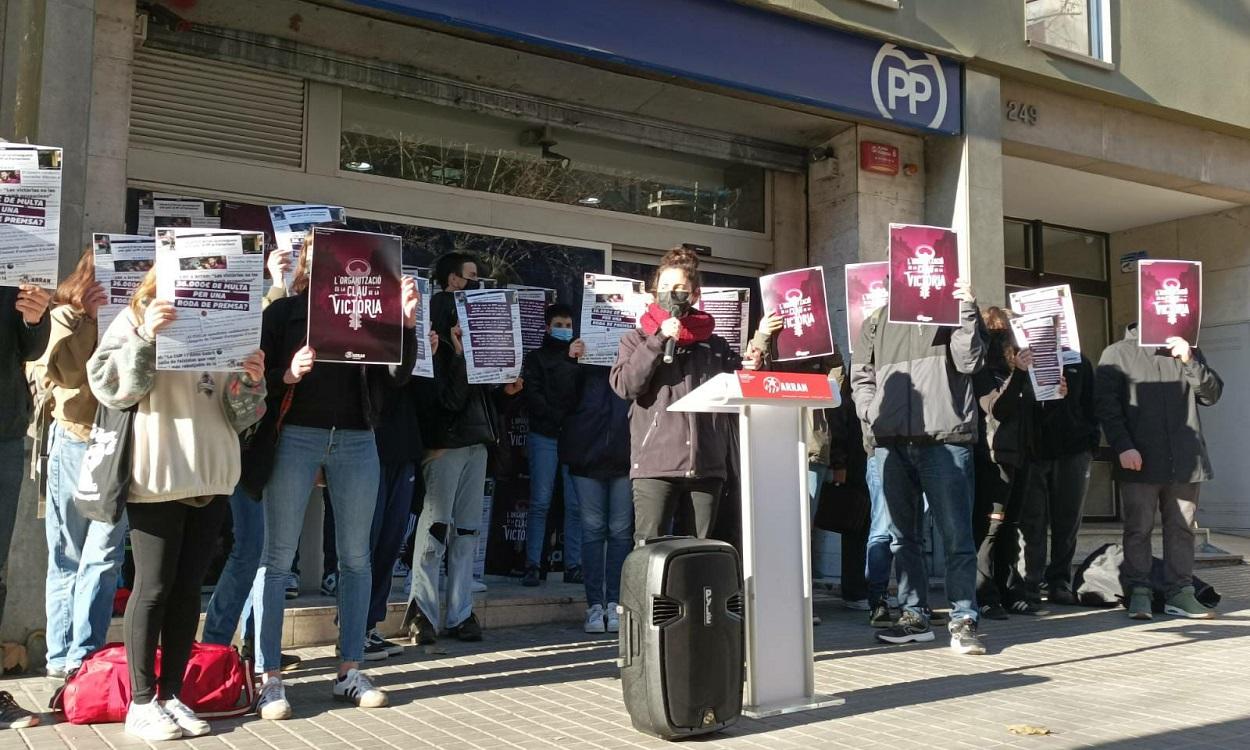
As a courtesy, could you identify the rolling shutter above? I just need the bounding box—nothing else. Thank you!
[130,47,305,168]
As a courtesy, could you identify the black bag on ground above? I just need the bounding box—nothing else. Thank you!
[1072,543,1220,611]
[814,480,870,535]
[71,403,136,524]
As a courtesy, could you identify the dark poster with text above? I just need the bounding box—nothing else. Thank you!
[760,266,834,361]
[1138,259,1202,347]
[888,223,960,326]
[307,227,404,364]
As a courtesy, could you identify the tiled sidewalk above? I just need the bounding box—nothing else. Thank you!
[7,564,1250,749]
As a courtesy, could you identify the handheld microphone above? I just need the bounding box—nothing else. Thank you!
[663,336,676,364]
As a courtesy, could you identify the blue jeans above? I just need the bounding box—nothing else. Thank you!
[368,462,417,630]
[574,475,633,608]
[44,424,127,671]
[254,426,379,671]
[865,454,896,604]
[875,444,978,624]
[201,486,263,646]
[525,433,581,569]
[411,445,488,630]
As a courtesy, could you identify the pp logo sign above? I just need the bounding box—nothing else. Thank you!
[871,43,948,130]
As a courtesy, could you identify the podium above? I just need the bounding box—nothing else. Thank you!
[669,370,844,718]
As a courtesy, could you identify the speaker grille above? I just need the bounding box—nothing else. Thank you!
[726,593,744,618]
[652,596,682,627]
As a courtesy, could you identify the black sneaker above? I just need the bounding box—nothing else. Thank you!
[980,604,1010,620]
[447,612,483,642]
[563,566,584,585]
[240,643,302,672]
[0,691,39,729]
[1049,587,1077,606]
[924,607,949,626]
[949,617,986,655]
[367,628,405,657]
[875,611,934,645]
[521,565,540,587]
[362,640,389,662]
[1008,599,1046,616]
[869,602,893,628]
[408,607,437,645]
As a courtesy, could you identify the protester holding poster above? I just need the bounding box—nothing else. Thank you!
[455,288,523,384]
[610,246,761,544]
[888,224,961,326]
[34,248,127,684]
[88,270,267,741]
[407,251,518,650]
[0,143,62,288]
[307,228,406,365]
[1095,318,1222,620]
[850,275,987,655]
[252,229,418,720]
[1138,259,1202,347]
[760,266,835,361]
[520,303,583,588]
[844,262,889,354]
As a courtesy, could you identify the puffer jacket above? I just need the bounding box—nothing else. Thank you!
[850,301,987,446]
[1095,325,1222,484]
[560,365,630,480]
[610,328,740,480]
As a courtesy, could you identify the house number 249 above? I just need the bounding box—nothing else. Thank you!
[1006,100,1039,125]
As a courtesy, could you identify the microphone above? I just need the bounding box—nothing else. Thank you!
[663,336,676,364]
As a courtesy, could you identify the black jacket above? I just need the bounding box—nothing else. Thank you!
[1030,355,1098,460]
[418,289,500,450]
[1095,325,1223,484]
[259,293,417,430]
[973,349,1031,468]
[375,382,424,465]
[0,288,50,440]
[521,336,580,439]
[610,328,740,480]
[560,365,630,479]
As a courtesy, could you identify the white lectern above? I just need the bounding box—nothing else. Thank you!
[669,370,843,718]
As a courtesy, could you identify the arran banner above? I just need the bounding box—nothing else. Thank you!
[888,223,960,326]
[844,262,889,353]
[1138,259,1202,347]
[307,227,403,364]
[736,370,835,402]
[760,266,835,361]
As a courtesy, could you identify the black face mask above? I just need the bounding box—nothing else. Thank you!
[461,278,481,291]
[658,290,692,316]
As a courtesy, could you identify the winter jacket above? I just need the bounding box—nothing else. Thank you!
[375,382,424,465]
[0,287,50,440]
[1030,355,1098,460]
[774,350,845,467]
[521,336,580,439]
[610,328,740,480]
[827,374,868,487]
[1095,325,1222,484]
[973,346,1031,468]
[42,305,98,440]
[850,301,987,446]
[417,290,500,450]
[259,293,417,431]
[560,365,631,479]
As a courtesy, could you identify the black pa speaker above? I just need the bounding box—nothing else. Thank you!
[617,537,743,740]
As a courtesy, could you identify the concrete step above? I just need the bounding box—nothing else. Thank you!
[1074,523,1245,568]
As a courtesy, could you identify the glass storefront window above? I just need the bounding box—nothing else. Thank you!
[1025,0,1110,62]
[1044,225,1107,280]
[339,89,766,232]
[1004,219,1033,269]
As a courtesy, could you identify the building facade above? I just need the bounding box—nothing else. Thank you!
[2,0,1248,635]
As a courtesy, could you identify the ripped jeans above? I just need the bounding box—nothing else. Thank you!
[408,445,488,631]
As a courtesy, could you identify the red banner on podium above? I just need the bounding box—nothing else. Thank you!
[737,371,834,401]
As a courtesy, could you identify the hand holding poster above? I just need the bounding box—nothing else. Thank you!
[888,223,961,326]
[154,229,265,371]
[268,204,347,290]
[307,228,404,364]
[697,288,751,354]
[580,273,648,366]
[759,266,835,361]
[455,289,523,384]
[1009,284,1081,365]
[403,269,434,379]
[844,262,889,353]
[509,285,557,353]
[1009,314,1064,401]
[0,143,62,287]
[1138,259,1202,347]
[93,234,155,344]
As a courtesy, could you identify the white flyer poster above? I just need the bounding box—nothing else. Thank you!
[93,234,155,343]
[697,287,751,354]
[455,288,522,384]
[0,143,62,288]
[1009,284,1081,365]
[509,285,557,353]
[404,267,433,379]
[139,194,222,236]
[580,273,648,366]
[1009,313,1064,402]
[268,204,346,289]
[154,228,265,371]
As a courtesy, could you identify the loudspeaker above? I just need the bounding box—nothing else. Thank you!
[618,537,743,740]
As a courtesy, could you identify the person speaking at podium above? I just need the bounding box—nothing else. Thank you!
[610,246,764,545]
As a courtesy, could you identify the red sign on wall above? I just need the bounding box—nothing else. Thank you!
[736,371,835,401]
[860,141,900,175]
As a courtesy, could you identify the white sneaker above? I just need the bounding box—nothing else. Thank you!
[257,677,293,720]
[606,603,620,634]
[124,700,182,741]
[472,579,488,593]
[162,696,210,737]
[333,669,389,708]
[584,604,606,634]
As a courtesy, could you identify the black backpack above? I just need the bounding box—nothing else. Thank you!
[1073,543,1221,612]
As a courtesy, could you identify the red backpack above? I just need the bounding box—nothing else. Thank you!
[51,643,256,724]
